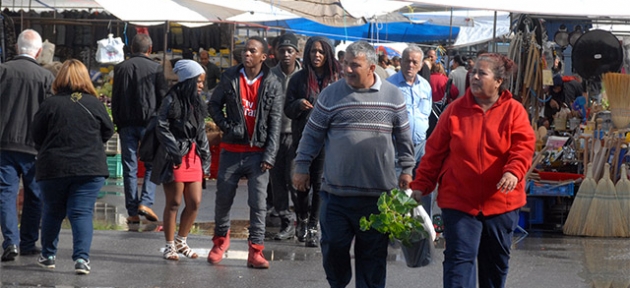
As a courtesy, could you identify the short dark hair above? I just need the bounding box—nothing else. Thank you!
[337,50,345,60]
[248,36,269,55]
[131,34,152,54]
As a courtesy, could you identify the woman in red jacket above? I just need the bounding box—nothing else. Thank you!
[410,53,535,288]
[429,62,459,103]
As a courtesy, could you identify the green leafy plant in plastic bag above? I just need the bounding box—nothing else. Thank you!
[359,188,428,247]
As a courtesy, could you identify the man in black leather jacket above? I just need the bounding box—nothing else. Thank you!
[112,34,168,227]
[207,36,283,269]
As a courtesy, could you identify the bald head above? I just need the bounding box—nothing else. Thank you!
[17,29,43,57]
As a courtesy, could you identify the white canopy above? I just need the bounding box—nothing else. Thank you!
[2,0,102,10]
[403,0,630,18]
[95,0,244,26]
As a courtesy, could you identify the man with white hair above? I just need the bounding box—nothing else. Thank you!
[387,45,433,214]
[0,29,54,262]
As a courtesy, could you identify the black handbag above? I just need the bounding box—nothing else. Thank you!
[138,117,159,163]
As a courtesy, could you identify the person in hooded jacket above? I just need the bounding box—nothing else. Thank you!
[151,60,210,261]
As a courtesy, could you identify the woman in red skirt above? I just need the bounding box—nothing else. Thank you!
[150,60,210,260]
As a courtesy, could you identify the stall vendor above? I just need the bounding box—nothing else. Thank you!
[544,74,584,121]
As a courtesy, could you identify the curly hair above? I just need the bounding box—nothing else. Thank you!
[302,36,341,101]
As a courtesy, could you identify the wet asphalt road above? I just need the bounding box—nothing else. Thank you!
[2,179,629,287]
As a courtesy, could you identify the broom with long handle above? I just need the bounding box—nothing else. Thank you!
[563,163,597,236]
[583,163,629,237]
[617,164,630,236]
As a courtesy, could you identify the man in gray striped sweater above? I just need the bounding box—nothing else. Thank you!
[292,41,415,288]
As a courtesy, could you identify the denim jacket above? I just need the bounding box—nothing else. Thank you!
[387,72,432,144]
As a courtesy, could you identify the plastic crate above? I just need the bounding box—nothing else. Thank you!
[104,133,121,155]
[528,180,575,196]
[526,196,545,225]
[107,154,123,178]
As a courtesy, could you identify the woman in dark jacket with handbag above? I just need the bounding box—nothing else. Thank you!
[284,36,340,247]
[151,60,210,261]
[32,59,115,274]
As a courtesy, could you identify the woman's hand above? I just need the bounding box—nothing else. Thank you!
[497,172,518,193]
[411,190,424,203]
[261,162,273,172]
[300,99,314,111]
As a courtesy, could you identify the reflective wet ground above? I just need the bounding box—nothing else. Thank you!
[2,179,629,287]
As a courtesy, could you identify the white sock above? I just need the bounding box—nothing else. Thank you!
[166,240,174,247]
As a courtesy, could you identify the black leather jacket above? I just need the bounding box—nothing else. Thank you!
[150,93,210,185]
[208,64,283,166]
[284,69,317,147]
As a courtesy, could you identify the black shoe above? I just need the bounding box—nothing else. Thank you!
[305,225,319,248]
[296,220,308,242]
[75,258,91,275]
[1,245,18,262]
[37,254,56,269]
[274,224,296,240]
[20,247,41,256]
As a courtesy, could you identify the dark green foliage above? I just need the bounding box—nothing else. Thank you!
[359,188,428,247]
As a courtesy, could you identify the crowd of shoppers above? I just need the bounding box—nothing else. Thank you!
[1,27,535,288]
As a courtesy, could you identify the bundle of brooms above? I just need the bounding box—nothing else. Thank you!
[583,163,629,237]
[563,163,597,236]
[617,164,630,235]
[603,72,630,129]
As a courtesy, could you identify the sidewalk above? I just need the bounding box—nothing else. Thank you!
[3,178,629,287]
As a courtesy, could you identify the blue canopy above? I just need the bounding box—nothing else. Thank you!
[256,18,460,43]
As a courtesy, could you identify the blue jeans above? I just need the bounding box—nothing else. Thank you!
[214,150,268,243]
[39,176,104,261]
[0,151,41,251]
[119,126,156,216]
[320,191,389,288]
[442,208,519,288]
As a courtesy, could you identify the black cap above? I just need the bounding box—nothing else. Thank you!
[277,33,299,51]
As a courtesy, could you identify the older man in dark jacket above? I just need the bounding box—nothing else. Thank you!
[207,36,283,269]
[112,33,168,226]
[0,29,54,261]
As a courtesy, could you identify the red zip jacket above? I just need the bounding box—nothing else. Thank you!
[409,89,535,216]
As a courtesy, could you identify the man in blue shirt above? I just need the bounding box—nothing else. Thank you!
[387,45,433,212]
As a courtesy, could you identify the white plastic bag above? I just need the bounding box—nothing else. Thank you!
[37,40,55,65]
[405,189,436,242]
[95,34,124,64]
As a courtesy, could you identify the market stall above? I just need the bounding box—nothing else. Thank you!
[508,16,630,236]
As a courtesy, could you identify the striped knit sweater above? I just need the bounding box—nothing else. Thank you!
[294,75,415,197]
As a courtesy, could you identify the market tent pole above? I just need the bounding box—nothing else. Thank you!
[163,21,169,69]
[230,23,235,66]
[492,10,497,52]
[448,7,453,43]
